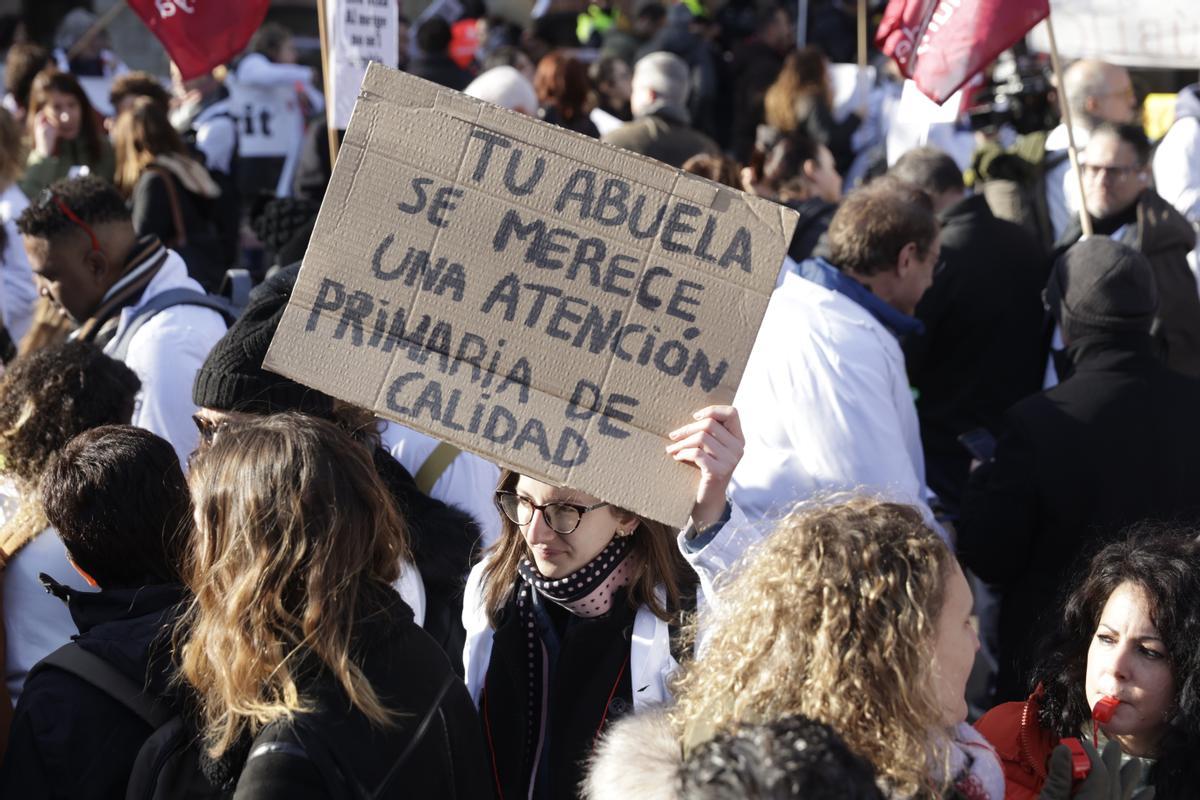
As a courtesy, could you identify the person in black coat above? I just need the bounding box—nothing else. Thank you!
[0,426,190,798]
[190,263,481,670]
[180,414,489,799]
[408,17,472,92]
[891,148,1048,513]
[958,237,1200,703]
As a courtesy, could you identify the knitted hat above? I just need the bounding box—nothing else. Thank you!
[1044,237,1158,341]
[191,263,334,415]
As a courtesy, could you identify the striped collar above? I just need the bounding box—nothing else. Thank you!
[74,237,169,345]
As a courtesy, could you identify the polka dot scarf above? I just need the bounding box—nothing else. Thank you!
[513,536,637,788]
[516,535,638,618]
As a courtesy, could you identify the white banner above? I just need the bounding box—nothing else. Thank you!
[1027,2,1200,70]
[327,0,399,130]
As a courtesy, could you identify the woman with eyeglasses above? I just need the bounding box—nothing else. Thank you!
[463,404,750,800]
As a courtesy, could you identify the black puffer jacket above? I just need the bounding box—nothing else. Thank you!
[0,580,185,799]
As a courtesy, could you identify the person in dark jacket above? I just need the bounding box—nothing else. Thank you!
[890,147,1047,513]
[1055,121,1200,378]
[742,129,842,265]
[726,5,792,161]
[112,96,226,291]
[190,263,481,668]
[535,51,600,138]
[180,413,489,798]
[0,425,189,798]
[763,48,862,177]
[408,17,472,92]
[958,237,1200,703]
[634,4,719,139]
[602,51,718,169]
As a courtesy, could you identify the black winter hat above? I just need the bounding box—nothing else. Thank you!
[191,263,335,416]
[1045,237,1159,341]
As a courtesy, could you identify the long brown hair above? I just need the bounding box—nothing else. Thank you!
[534,51,591,122]
[112,95,191,196]
[763,47,831,134]
[179,413,410,758]
[480,469,691,627]
[26,68,105,163]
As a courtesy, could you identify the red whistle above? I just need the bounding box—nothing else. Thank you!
[1093,696,1120,724]
[1063,738,1091,781]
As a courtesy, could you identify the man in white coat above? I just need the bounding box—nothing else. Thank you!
[17,176,227,463]
[731,180,940,529]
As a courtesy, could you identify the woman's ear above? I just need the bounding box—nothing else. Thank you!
[616,511,638,536]
[801,158,819,182]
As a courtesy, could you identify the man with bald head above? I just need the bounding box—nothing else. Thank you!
[1046,60,1138,240]
[974,59,1136,250]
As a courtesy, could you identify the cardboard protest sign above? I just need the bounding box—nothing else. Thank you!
[264,64,797,527]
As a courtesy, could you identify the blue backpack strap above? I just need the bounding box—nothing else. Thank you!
[36,643,174,729]
[108,289,237,362]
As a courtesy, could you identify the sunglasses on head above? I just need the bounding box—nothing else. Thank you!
[38,189,101,254]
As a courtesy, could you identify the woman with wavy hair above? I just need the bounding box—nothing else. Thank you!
[762,47,861,175]
[112,96,225,291]
[179,413,489,798]
[655,498,997,799]
[464,405,752,799]
[534,51,600,138]
[976,530,1200,799]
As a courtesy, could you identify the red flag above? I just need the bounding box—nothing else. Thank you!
[127,0,271,81]
[876,0,1049,104]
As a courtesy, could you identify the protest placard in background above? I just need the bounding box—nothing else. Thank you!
[327,0,399,130]
[265,64,797,527]
[1026,1,1199,69]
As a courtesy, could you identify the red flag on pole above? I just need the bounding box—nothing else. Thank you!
[126,0,271,81]
[876,0,1050,104]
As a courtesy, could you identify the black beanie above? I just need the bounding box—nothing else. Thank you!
[1045,237,1159,341]
[191,263,335,416]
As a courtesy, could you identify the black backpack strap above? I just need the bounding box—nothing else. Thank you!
[37,643,174,729]
[108,288,238,362]
[369,672,457,800]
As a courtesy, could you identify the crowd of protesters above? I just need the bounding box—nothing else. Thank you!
[0,2,1194,799]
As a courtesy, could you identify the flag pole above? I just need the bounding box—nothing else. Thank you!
[1044,12,1092,237]
[857,0,868,70]
[316,0,340,168]
[67,1,127,61]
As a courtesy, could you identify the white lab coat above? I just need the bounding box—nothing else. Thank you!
[461,502,759,711]
[0,184,36,343]
[730,271,930,528]
[102,248,228,465]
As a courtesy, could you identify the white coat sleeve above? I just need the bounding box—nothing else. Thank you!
[122,309,227,467]
[461,560,494,706]
[236,53,315,88]
[1154,117,1200,223]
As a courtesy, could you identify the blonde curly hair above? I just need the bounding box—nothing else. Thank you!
[669,498,954,798]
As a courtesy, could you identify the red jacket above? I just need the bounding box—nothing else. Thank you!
[974,688,1060,800]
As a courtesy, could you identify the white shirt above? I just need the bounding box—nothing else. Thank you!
[229,54,325,197]
[1153,112,1200,294]
[0,184,37,343]
[1045,123,1090,243]
[0,482,94,704]
[103,249,228,465]
[730,271,931,529]
[378,421,502,548]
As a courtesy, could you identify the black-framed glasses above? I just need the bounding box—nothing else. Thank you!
[38,189,101,254]
[1080,162,1142,181]
[494,490,611,535]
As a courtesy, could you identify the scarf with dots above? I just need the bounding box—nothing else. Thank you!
[513,535,637,789]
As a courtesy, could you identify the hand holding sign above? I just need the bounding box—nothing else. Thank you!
[264,64,796,527]
[666,406,743,527]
